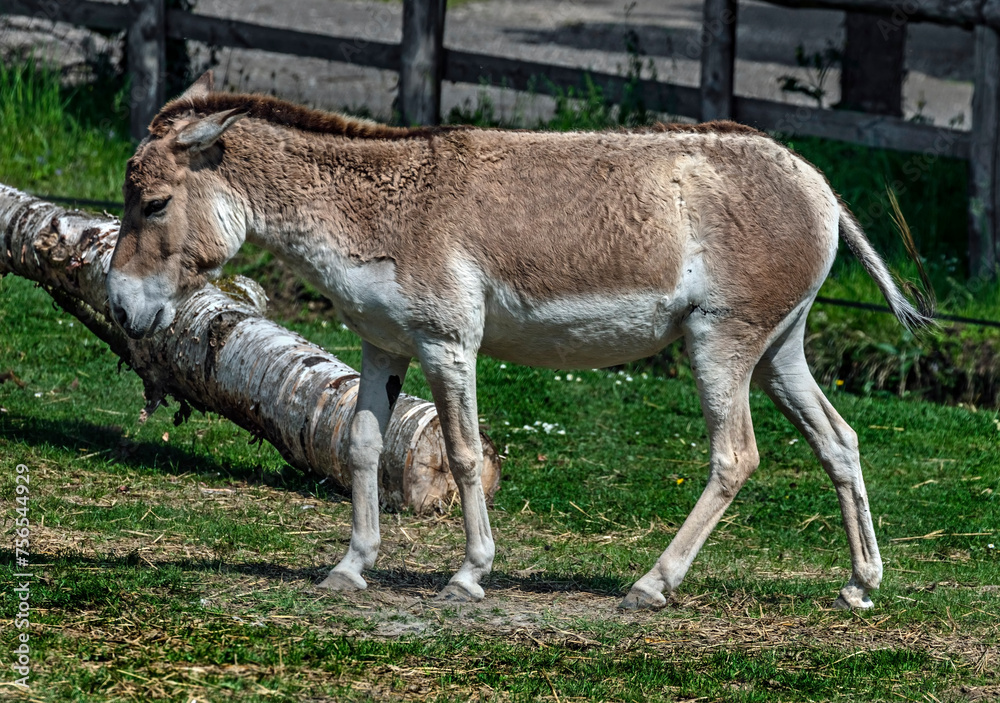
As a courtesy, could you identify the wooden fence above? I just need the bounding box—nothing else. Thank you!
[0,0,995,275]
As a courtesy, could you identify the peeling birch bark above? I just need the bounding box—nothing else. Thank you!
[0,184,501,513]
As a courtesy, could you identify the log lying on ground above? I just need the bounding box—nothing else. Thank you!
[0,184,501,512]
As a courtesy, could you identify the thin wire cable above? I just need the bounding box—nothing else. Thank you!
[815,296,1000,329]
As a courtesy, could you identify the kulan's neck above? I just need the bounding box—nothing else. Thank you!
[222,122,433,260]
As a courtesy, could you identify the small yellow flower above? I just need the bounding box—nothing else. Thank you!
[676,478,684,486]
[836,379,844,387]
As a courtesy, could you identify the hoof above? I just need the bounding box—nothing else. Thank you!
[833,582,874,610]
[832,594,874,610]
[619,586,667,611]
[317,570,367,592]
[434,581,485,603]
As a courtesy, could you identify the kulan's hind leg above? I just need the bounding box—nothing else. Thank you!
[622,322,761,609]
[753,318,882,609]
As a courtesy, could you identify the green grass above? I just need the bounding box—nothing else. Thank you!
[0,60,132,206]
[1,57,999,701]
[2,272,999,701]
[805,269,1000,405]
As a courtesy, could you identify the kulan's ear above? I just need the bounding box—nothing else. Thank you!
[178,70,215,101]
[175,108,247,152]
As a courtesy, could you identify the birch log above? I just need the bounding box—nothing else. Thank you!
[0,184,501,513]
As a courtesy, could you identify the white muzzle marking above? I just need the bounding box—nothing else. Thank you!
[106,269,178,339]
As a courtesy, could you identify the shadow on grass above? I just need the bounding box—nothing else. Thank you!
[365,567,628,598]
[0,413,349,503]
[4,416,632,597]
[0,549,629,600]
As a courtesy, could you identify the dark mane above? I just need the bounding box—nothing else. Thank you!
[149,92,468,140]
[648,120,766,137]
[149,92,768,141]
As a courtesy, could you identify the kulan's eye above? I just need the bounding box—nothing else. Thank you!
[143,197,171,218]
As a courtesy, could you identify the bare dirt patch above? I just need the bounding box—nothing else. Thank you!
[160,554,998,679]
[945,684,1000,702]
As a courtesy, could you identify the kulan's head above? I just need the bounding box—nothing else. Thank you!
[107,72,249,339]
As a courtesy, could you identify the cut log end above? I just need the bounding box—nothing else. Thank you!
[381,398,502,514]
[405,425,502,515]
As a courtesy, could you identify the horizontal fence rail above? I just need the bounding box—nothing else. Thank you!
[0,0,968,157]
[1,0,128,29]
[762,0,1000,29]
[734,97,969,159]
[165,10,400,72]
[444,50,704,121]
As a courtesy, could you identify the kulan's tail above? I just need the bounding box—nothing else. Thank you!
[837,203,935,331]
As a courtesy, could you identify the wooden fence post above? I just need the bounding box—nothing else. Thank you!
[127,0,165,141]
[840,12,906,116]
[699,0,738,122]
[970,25,1000,279]
[399,0,446,126]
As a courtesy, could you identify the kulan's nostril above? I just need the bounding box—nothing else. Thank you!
[110,302,128,329]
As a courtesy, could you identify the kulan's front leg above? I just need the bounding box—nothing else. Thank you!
[419,340,495,602]
[319,341,409,591]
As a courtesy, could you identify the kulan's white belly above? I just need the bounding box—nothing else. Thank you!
[299,250,693,368]
[479,289,687,369]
